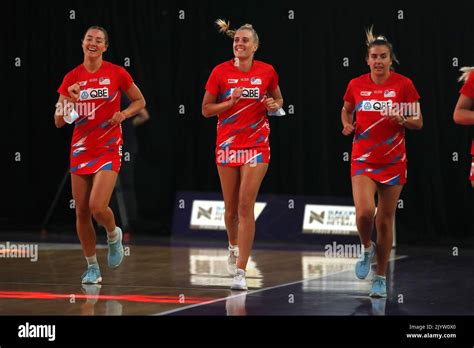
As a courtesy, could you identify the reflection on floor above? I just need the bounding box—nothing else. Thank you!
[0,241,472,315]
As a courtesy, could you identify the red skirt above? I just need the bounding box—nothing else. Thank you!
[351,160,407,185]
[70,145,122,175]
[216,146,270,167]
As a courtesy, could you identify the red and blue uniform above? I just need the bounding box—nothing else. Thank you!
[344,72,420,185]
[205,59,279,166]
[58,61,134,175]
[459,71,474,181]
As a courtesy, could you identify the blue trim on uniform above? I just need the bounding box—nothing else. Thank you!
[106,137,116,146]
[387,175,401,186]
[72,148,86,157]
[219,88,232,101]
[255,135,265,145]
[75,117,88,126]
[390,155,402,163]
[101,162,113,171]
[355,130,370,141]
[221,113,238,126]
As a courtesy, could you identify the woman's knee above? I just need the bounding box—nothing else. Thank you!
[356,208,375,227]
[225,206,239,223]
[375,213,394,233]
[89,201,107,218]
[238,199,254,219]
[75,205,91,220]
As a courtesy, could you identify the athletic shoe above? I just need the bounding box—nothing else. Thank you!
[369,275,387,298]
[231,268,248,291]
[355,241,376,279]
[108,227,124,268]
[81,264,102,284]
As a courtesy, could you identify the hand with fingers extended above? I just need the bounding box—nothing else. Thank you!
[342,122,356,136]
[109,111,127,125]
[67,83,81,102]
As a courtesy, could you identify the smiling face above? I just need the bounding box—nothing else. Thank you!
[233,29,258,60]
[367,45,392,77]
[82,29,108,59]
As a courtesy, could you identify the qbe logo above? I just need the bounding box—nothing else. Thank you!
[80,88,109,100]
[360,99,393,112]
[231,87,260,99]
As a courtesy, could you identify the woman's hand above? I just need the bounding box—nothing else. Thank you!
[67,83,81,102]
[230,87,243,105]
[342,122,356,136]
[384,108,406,125]
[264,97,280,113]
[109,111,127,125]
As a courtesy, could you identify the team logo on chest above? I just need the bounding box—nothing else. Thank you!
[250,77,262,85]
[80,87,109,100]
[384,90,396,97]
[99,77,111,85]
[231,87,260,99]
[358,99,393,112]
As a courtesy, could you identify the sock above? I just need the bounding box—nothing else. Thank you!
[107,226,119,243]
[228,243,239,257]
[363,243,374,253]
[375,275,386,279]
[85,254,98,267]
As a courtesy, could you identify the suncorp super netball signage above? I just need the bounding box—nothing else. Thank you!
[190,200,267,230]
[303,205,358,235]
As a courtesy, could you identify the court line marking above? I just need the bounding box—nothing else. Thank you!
[154,254,408,316]
[0,282,239,292]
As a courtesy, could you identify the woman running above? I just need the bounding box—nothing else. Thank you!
[202,19,284,290]
[54,26,146,284]
[341,27,423,297]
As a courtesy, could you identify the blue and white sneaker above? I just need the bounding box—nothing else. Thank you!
[355,241,376,279]
[369,275,387,298]
[107,227,124,268]
[81,264,102,284]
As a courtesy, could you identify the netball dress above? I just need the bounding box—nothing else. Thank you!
[205,59,279,166]
[344,72,420,185]
[58,61,133,174]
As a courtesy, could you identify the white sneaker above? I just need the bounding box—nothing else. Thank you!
[227,245,239,275]
[231,268,248,290]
